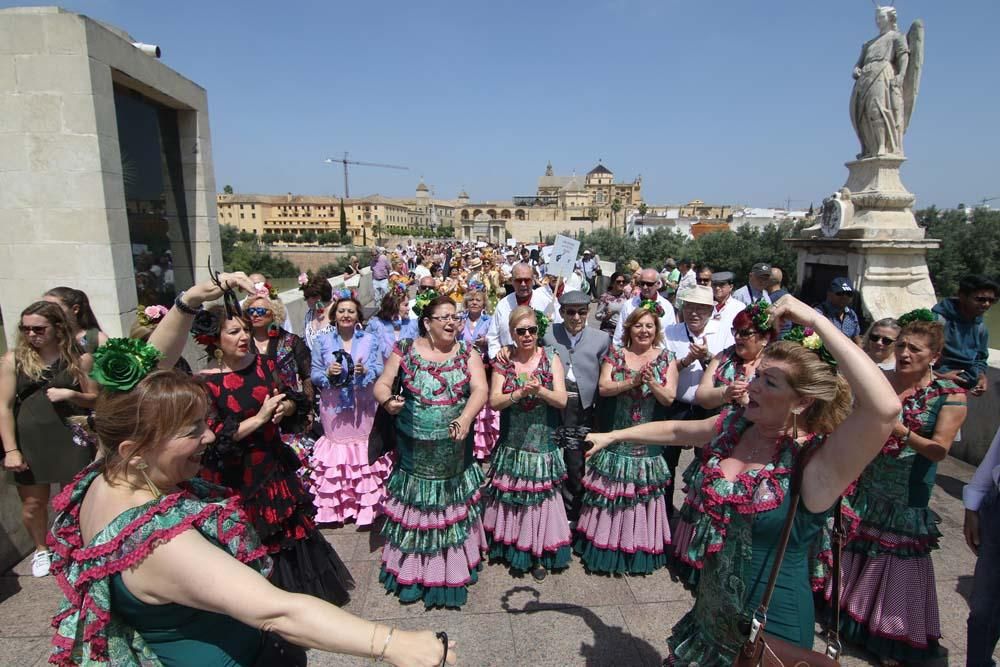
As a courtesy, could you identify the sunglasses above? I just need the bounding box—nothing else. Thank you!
[732,328,756,339]
[696,278,712,285]
[427,314,461,322]
[19,325,49,335]
[711,282,731,288]
[514,326,539,336]
[418,284,436,291]
[973,296,997,305]
[868,333,896,345]
[562,309,588,318]
[614,279,626,284]
[639,281,658,288]
[246,307,271,318]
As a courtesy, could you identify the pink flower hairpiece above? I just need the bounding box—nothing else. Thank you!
[253,281,277,299]
[297,272,309,286]
[136,304,169,327]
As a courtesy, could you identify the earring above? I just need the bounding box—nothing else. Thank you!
[134,460,163,499]
[213,348,224,369]
[791,408,802,440]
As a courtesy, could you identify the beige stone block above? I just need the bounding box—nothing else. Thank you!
[31,208,117,244]
[8,241,85,278]
[0,134,27,172]
[27,133,103,172]
[14,54,92,94]
[0,93,62,133]
[0,56,14,93]
[87,58,113,98]
[42,13,86,56]
[59,94,97,135]
[0,14,45,56]
[0,172,59,209]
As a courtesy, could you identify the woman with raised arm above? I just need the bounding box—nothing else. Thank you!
[575,304,676,576]
[373,294,489,608]
[586,295,900,662]
[47,273,455,666]
[484,306,570,581]
[832,309,967,666]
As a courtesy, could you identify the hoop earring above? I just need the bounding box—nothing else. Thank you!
[134,460,163,499]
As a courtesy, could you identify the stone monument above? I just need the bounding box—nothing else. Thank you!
[788,5,938,321]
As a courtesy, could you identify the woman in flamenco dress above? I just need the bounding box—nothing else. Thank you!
[195,304,353,605]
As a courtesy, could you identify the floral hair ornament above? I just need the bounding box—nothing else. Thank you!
[297,272,309,286]
[782,325,838,370]
[413,289,439,318]
[136,304,169,327]
[534,310,550,339]
[190,309,221,347]
[638,299,665,318]
[333,287,358,302]
[253,281,278,299]
[90,338,162,392]
[746,299,773,333]
[896,308,937,328]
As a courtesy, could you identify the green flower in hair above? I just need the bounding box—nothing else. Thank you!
[534,310,550,339]
[90,338,163,392]
[781,325,837,369]
[746,299,772,333]
[638,299,666,318]
[413,289,440,318]
[896,308,937,328]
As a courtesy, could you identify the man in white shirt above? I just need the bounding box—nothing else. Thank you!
[613,268,676,347]
[487,263,560,358]
[732,263,774,306]
[661,284,726,515]
[964,425,1000,664]
[709,271,746,349]
[677,258,697,293]
[409,275,437,319]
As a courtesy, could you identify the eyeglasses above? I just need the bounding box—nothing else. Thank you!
[732,328,756,339]
[513,278,533,284]
[246,307,271,317]
[973,296,997,305]
[711,282,731,288]
[696,278,712,285]
[427,314,461,322]
[418,284,436,291]
[868,333,896,345]
[514,326,539,336]
[562,309,588,318]
[19,325,49,335]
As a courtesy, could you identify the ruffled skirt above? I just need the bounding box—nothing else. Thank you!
[473,406,501,460]
[574,448,671,575]
[482,444,571,572]
[309,434,393,526]
[379,461,487,608]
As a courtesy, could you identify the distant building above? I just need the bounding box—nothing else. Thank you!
[731,207,811,231]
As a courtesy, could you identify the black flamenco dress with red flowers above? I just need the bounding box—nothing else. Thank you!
[201,354,354,605]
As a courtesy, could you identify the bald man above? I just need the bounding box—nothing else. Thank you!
[613,267,676,347]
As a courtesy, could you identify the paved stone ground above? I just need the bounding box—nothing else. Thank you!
[0,451,994,666]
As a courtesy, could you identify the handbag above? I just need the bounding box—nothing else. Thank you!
[732,447,844,667]
[367,365,403,464]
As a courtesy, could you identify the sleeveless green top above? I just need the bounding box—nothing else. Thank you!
[110,574,260,666]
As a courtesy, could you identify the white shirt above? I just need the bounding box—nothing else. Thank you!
[663,320,726,405]
[733,284,772,307]
[486,288,561,358]
[678,268,697,293]
[564,329,585,384]
[964,426,1000,511]
[613,293,677,347]
[413,265,431,281]
[711,297,746,349]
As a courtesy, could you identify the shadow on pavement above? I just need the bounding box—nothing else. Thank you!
[501,585,662,666]
[0,575,22,605]
[934,474,966,502]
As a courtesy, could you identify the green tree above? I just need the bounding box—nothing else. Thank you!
[638,202,648,217]
[237,230,256,244]
[922,206,1000,297]
[223,184,234,195]
[220,224,239,265]
[280,231,296,243]
[300,230,317,244]
[611,198,622,233]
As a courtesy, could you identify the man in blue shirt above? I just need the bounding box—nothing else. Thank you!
[814,277,862,344]
[933,274,999,396]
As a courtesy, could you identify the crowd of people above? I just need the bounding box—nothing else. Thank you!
[1,238,998,665]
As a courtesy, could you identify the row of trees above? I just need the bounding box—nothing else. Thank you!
[575,207,1000,298]
[220,224,299,278]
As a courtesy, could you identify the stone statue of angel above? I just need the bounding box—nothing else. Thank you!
[850,5,924,159]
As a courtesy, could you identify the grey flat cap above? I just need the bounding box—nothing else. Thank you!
[711,271,735,284]
[558,290,591,307]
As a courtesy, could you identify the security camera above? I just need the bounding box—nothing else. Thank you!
[132,42,161,58]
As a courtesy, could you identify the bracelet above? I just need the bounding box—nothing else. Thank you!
[510,390,520,404]
[376,627,394,663]
[901,427,911,444]
[3,449,17,454]
[174,291,202,315]
[369,624,379,663]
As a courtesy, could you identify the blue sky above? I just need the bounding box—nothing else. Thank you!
[8,0,999,209]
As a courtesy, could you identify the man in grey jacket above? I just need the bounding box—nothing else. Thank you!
[543,291,610,522]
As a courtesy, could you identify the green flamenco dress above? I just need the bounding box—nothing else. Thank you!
[378,340,488,609]
[575,347,674,575]
[48,463,272,666]
[830,379,965,662]
[667,409,831,665]
[483,347,572,573]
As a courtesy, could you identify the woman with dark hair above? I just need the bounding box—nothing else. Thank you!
[309,295,391,526]
[586,295,901,661]
[367,288,419,362]
[596,272,628,334]
[831,310,967,665]
[300,275,334,351]
[196,304,353,605]
[0,301,97,578]
[43,286,108,352]
[373,294,489,608]
[47,272,455,666]
[575,305,675,576]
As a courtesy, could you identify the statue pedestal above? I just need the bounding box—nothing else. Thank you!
[789,155,938,321]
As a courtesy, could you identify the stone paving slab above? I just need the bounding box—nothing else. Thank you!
[1,449,998,666]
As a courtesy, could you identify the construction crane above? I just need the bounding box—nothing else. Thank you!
[323,152,409,199]
[979,195,1000,208]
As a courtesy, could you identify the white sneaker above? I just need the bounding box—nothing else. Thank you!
[31,550,51,578]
